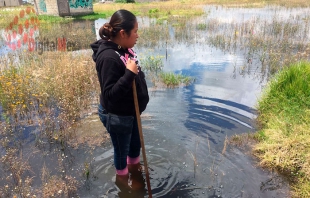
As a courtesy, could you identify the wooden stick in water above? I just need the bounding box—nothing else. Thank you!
[132,79,152,198]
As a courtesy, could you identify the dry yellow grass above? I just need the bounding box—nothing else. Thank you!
[0,51,100,197]
[68,114,109,149]
[42,175,79,197]
[94,0,206,17]
[94,0,310,16]
[253,118,310,197]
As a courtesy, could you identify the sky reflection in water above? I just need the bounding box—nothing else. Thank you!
[0,5,298,197]
[89,6,292,198]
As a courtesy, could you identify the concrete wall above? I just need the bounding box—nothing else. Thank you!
[69,0,93,16]
[37,0,58,15]
[46,0,58,15]
[37,0,93,16]
[69,7,93,16]
[0,0,21,7]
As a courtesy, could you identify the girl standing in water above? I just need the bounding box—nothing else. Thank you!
[90,9,149,191]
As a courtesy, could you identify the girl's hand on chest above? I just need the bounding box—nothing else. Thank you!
[126,58,138,74]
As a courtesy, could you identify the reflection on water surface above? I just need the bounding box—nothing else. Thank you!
[1,4,308,198]
[88,5,307,197]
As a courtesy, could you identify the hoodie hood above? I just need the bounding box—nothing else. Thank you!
[90,39,122,62]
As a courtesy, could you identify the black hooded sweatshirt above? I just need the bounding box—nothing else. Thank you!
[90,39,149,116]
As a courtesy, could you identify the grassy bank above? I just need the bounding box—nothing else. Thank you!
[254,61,310,197]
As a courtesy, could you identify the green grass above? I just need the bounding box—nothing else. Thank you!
[72,12,108,20]
[258,62,310,126]
[139,55,193,87]
[255,61,310,198]
[140,55,164,74]
[38,15,72,23]
[159,72,193,87]
[0,7,108,28]
[156,16,168,25]
[196,23,207,30]
[38,12,108,22]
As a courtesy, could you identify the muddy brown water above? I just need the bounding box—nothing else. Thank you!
[1,4,310,198]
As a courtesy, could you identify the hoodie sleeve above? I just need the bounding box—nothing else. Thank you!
[100,58,137,103]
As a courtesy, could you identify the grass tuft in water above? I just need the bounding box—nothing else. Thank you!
[159,72,193,88]
[140,55,164,74]
[140,55,193,88]
[196,23,207,30]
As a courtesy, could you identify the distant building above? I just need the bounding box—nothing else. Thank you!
[99,0,113,3]
[24,0,34,4]
[37,0,93,16]
[0,0,22,6]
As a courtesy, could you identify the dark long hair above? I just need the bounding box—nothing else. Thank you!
[99,9,136,40]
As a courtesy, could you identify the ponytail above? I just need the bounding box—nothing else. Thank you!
[98,9,136,40]
[99,23,114,40]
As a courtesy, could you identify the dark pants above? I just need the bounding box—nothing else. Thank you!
[98,104,141,170]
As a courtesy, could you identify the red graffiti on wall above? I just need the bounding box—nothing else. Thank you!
[2,7,39,52]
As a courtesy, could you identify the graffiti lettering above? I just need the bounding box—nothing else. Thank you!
[39,0,47,12]
[69,0,93,9]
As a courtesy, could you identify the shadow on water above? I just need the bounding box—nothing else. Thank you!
[180,64,257,148]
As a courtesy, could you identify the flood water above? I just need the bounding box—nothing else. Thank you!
[1,4,310,198]
[84,6,303,198]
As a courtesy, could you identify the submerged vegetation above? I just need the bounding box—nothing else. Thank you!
[254,62,310,198]
[0,52,101,197]
[159,72,193,87]
[140,55,193,87]
[134,5,310,81]
[206,15,310,80]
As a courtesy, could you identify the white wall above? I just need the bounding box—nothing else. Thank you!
[0,0,21,6]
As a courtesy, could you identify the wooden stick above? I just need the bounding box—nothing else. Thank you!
[132,79,152,198]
